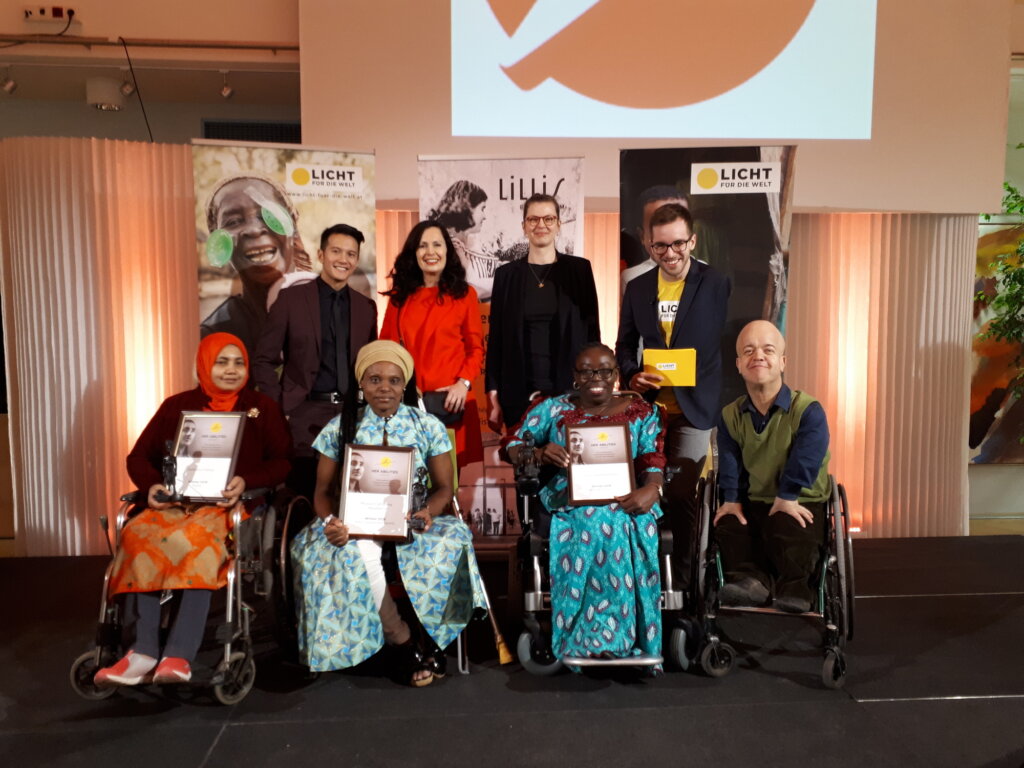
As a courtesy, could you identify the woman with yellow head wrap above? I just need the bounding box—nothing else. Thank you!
[290,340,487,686]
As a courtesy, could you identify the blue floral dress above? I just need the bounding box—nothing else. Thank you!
[503,394,666,661]
[291,403,488,671]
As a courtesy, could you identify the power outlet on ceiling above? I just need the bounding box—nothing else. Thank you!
[22,6,77,23]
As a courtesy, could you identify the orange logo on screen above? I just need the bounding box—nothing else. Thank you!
[488,0,816,109]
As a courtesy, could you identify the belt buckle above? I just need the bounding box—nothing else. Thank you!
[330,392,342,404]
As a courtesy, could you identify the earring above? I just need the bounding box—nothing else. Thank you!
[572,381,580,390]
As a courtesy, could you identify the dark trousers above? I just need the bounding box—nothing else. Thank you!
[128,589,212,662]
[715,500,826,601]
[287,399,344,499]
[662,413,711,588]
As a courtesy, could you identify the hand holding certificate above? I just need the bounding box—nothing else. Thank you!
[338,444,415,540]
[170,411,246,503]
[566,424,635,505]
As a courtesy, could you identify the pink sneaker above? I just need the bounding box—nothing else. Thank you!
[94,650,157,686]
[153,657,192,684]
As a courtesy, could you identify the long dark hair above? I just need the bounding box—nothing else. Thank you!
[384,220,469,307]
[426,180,487,232]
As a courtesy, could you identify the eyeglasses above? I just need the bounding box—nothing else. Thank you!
[574,367,617,381]
[650,236,693,255]
[525,215,558,228]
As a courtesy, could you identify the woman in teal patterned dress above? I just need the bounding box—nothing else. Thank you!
[502,343,666,661]
[291,340,486,686]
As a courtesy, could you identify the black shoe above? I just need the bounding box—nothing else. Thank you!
[719,576,770,607]
[774,594,812,614]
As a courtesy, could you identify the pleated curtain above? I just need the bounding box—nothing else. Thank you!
[0,137,196,555]
[787,213,975,537]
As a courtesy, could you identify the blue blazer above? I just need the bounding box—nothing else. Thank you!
[615,258,730,431]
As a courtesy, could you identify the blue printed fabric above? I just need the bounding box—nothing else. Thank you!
[292,404,488,672]
[504,394,666,660]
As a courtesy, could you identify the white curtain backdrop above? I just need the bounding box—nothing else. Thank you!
[0,137,196,555]
[787,213,975,537]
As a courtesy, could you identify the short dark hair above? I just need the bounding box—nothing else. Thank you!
[384,220,469,307]
[523,193,560,221]
[320,223,365,252]
[574,341,616,365]
[638,184,689,217]
[648,203,693,236]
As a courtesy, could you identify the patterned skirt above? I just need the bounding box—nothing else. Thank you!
[109,506,231,595]
[549,506,662,660]
[291,515,488,672]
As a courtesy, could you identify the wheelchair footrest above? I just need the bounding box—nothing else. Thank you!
[561,654,664,667]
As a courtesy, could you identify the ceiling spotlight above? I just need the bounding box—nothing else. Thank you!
[1,67,15,95]
[119,69,135,97]
[220,70,233,100]
[86,77,124,111]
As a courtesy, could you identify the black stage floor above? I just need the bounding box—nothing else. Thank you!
[2,536,1023,768]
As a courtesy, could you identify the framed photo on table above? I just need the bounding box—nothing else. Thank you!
[565,423,635,505]
[339,444,414,540]
[172,411,246,503]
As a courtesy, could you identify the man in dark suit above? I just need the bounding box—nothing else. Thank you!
[616,203,731,586]
[254,223,377,498]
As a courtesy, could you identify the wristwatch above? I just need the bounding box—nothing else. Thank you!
[459,378,472,390]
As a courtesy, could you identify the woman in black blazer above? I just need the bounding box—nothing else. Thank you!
[485,193,600,431]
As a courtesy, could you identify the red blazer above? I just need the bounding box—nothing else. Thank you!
[252,280,378,415]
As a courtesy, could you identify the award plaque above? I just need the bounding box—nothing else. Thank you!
[172,411,246,503]
[339,444,414,540]
[565,423,635,505]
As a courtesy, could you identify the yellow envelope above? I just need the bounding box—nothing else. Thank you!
[643,348,696,386]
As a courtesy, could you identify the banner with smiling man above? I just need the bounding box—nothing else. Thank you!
[191,141,376,355]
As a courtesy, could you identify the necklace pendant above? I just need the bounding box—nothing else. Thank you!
[538,281,544,287]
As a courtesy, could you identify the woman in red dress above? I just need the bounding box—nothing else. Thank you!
[381,220,484,470]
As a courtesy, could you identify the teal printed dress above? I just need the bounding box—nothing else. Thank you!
[291,403,488,671]
[503,394,666,661]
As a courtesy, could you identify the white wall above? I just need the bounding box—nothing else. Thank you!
[299,0,1009,213]
[0,99,300,143]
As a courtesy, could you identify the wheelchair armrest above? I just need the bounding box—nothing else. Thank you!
[529,532,549,559]
[120,491,144,504]
[240,487,270,503]
[658,527,674,557]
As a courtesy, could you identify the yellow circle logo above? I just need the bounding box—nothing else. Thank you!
[697,168,719,190]
[210,422,222,433]
[379,456,392,468]
[291,167,311,186]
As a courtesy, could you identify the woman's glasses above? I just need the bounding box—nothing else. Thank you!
[525,215,559,228]
[574,367,617,381]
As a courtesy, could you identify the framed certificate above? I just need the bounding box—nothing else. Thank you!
[339,444,414,540]
[566,423,635,505]
[172,411,246,503]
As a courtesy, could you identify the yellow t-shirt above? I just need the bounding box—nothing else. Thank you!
[656,273,684,414]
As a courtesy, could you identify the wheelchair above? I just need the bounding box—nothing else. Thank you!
[677,471,855,689]
[511,431,688,675]
[69,485,314,705]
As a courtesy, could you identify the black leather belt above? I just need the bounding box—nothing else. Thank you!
[309,391,344,403]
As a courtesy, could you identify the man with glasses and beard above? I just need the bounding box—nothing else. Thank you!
[616,203,730,589]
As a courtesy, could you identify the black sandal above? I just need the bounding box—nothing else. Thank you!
[398,639,434,688]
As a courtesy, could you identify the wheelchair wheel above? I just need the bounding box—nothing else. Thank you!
[516,631,563,676]
[269,494,315,659]
[699,640,736,678]
[838,483,855,643]
[821,648,847,689]
[69,651,117,701]
[213,651,256,706]
[667,625,693,671]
